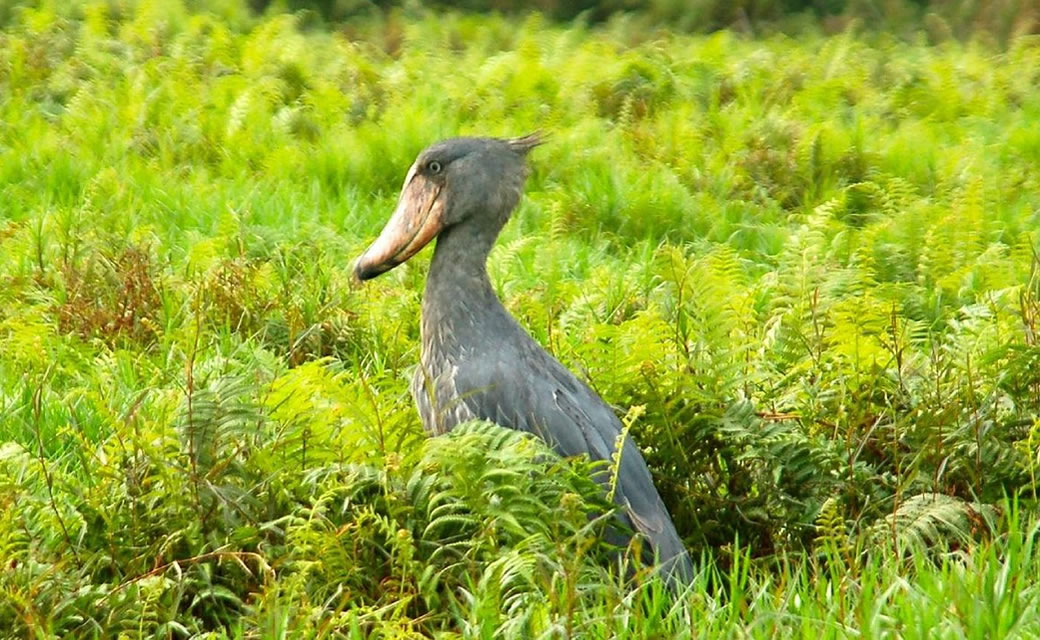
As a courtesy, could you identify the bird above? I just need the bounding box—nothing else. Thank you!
[353,133,692,585]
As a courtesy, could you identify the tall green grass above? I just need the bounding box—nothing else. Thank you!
[1,1,1039,636]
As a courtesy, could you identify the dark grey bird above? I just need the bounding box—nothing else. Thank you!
[353,133,692,584]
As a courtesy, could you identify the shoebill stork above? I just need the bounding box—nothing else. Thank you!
[353,133,692,584]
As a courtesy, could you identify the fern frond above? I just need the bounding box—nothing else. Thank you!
[870,493,986,551]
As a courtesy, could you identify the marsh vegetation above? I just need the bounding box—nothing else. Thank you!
[1,1,1039,636]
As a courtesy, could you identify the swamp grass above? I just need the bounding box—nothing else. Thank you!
[1,1,1040,637]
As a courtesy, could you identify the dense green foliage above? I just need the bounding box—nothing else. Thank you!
[2,1,1040,636]
[257,0,1039,46]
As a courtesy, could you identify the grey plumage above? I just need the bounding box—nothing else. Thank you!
[354,134,693,585]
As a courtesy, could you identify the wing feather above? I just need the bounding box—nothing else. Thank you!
[450,342,693,584]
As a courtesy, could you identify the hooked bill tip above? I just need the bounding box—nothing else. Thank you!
[352,256,390,283]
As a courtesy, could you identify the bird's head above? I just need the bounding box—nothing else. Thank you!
[353,133,544,281]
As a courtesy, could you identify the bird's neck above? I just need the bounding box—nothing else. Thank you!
[421,222,508,356]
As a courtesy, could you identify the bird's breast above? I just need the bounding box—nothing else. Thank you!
[411,343,478,436]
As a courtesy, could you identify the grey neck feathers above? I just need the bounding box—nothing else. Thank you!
[422,218,511,357]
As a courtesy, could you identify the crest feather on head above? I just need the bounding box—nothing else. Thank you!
[507,131,548,155]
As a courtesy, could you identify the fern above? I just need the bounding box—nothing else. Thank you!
[814,496,853,572]
[870,493,988,552]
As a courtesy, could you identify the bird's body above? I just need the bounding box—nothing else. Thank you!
[355,134,692,584]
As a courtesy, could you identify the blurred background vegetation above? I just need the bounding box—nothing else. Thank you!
[1,0,1039,637]
[256,0,1039,44]
[2,0,1038,42]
